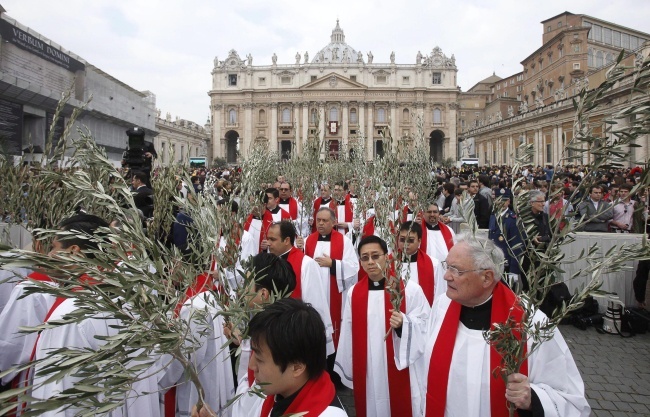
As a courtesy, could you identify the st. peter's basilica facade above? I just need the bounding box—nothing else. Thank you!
[209,21,459,163]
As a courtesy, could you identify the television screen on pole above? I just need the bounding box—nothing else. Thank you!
[190,157,206,168]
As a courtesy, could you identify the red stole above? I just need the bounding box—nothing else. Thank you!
[425,282,528,417]
[285,247,305,299]
[166,273,216,417]
[420,221,453,255]
[414,250,435,306]
[399,206,418,223]
[244,209,291,253]
[304,231,344,348]
[281,198,299,220]
[362,216,395,240]
[26,271,53,282]
[311,197,330,233]
[351,278,412,417]
[329,199,353,223]
[259,371,335,417]
[361,216,377,239]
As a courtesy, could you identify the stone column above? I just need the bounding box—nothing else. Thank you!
[212,104,222,160]
[447,103,459,161]
[243,103,253,159]
[555,125,563,166]
[318,102,325,153]
[359,102,366,137]
[366,104,374,160]
[293,103,300,153]
[271,103,278,155]
[341,101,349,150]
[301,102,309,154]
[390,102,398,153]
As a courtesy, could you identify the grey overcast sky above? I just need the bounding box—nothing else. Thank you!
[3,0,648,124]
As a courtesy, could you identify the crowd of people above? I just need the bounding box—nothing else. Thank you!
[1,160,648,417]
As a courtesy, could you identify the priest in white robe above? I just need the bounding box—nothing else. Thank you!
[395,235,590,417]
[335,235,429,417]
[397,221,445,306]
[278,181,310,237]
[421,203,455,263]
[158,273,234,417]
[266,221,335,356]
[302,208,359,351]
[244,188,291,255]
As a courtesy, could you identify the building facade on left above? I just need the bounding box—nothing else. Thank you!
[0,8,156,163]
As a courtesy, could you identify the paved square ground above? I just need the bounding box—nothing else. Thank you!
[337,323,650,417]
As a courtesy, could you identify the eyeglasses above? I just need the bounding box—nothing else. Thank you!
[279,188,290,191]
[359,253,385,263]
[441,261,485,277]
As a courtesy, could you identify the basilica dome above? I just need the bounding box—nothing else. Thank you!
[311,20,361,64]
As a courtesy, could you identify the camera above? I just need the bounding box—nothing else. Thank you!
[123,127,146,169]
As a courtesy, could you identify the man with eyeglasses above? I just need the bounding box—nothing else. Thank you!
[302,207,359,379]
[420,203,455,263]
[331,182,354,235]
[576,185,613,232]
[397,221,445,306]
[394,235,590,417]
[312,183,333,233]
[278,181,309,237]
[334,235,429,417]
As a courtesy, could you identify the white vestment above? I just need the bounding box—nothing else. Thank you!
[158,291,235,417]
[32,298,161,417]
[400,255,446,304]
[0,281,56,385]
[424,225,456,263]
[334,203,352,235]
[279,198,310,237]
[334,280,429,417]
[291,252,335,356]
[0,266,31,314]
[303,233,359,323]
[396,294,591,417]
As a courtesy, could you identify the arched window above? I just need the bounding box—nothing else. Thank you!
[282,108,291,123]
[229,109,237,124]
[605,53,614,65]
[329,107,339,122]
[402,108,410,122]
[349,108,358,124]
[595,51,604,67]
[377,108,386,123]
[259,109,266,124]
[588,48,594,67]
[433,108,442,124]
[310,108,318,124]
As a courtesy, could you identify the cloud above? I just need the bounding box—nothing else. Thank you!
[3,0,649,124]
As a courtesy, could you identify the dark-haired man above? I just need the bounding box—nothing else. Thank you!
[244,188,291,255]
[576,185,613,232]
[335,235,428,417]
[30,214,161,416]
[398,221,444,306]
[278,182,309,236]
[331,182,354,234]
[194,298,347,417]
[421,203,455,263]
[266,221,334,355]
[131,171,154,218]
